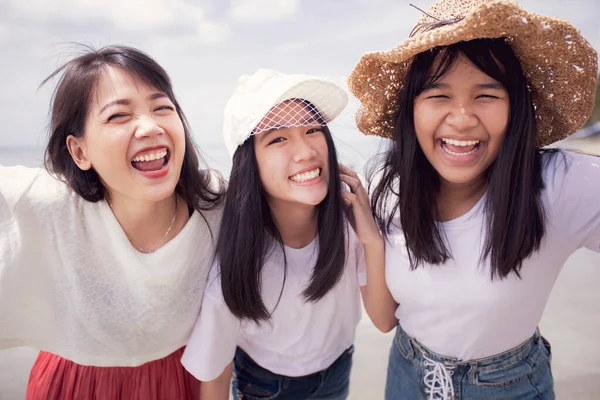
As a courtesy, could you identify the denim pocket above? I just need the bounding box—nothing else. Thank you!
[234,369,281,400]
[235,380,281,400]
[474,339,548,389]
[474,358,534,388]
[233,350,282,399]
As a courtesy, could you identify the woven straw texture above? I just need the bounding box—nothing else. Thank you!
[347,0,598,146]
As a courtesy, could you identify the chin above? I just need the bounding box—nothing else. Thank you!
[141,183,179,203]
[438,170,485,187]
[294,193,328,207]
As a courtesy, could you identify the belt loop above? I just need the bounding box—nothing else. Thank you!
[468,361,478,381]
[395,326,415,360]
[404,331,415,360]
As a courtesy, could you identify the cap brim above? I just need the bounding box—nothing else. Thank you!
[275,79,348,124]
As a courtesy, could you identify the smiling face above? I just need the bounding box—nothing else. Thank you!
[253,99,330,209]
[66,66,186,203]
[414,54,510,189]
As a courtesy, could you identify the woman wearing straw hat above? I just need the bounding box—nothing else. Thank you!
[346,0,599,399]
[181,69,382,399]
[0,45,224,399]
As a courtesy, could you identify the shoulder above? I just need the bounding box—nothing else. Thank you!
[541,150,600,206]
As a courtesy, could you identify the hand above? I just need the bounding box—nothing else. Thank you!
[339,164,383,247]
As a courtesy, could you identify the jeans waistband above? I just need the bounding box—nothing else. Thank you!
[395,324,540,369]
[235,345,354,380]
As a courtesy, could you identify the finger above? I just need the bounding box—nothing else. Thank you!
[340,174,360,191]
[338,164,360,180]
[340,175,368,203]
[342,191,358,205]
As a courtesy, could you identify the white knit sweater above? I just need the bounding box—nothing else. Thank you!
[0,165,222,366]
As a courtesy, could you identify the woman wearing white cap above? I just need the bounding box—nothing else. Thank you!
[347,0,599,399]
[181,69,385,399]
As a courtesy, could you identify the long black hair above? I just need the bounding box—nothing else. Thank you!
[218,105,347,323]
[42,44,223,211]
[370,38,554,279]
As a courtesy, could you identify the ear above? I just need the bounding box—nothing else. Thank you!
[66,135,92,171]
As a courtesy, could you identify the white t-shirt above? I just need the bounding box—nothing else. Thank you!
[0,166,222,366]
[181,226,367,381]
[385,151,600,361]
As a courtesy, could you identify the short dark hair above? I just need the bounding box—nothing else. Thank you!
[42,44,223,210]
[218,108,347,323]
[370,38,558,279]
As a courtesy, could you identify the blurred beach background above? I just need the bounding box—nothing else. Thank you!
[1,0,599,398]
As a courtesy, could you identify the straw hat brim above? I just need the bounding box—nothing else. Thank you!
[347,0,598,147]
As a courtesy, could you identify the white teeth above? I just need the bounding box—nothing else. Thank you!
[290,168,321,183]
[133,149,168,162]
[442,145,479,156]
[441,138,480,146]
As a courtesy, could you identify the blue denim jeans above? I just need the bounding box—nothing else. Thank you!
[386,325,554,400]
[232,346,353,399]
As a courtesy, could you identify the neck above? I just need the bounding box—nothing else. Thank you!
[437,175,487,222]
[268,199,318,249]
[107,192,186,252]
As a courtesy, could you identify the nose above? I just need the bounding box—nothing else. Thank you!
[445,102,478,131]
[292,136,318,163]
[134,115,165,139]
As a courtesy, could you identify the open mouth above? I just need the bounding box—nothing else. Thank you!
[440,138,482,156]
[289,168,321,183]
[131,148,170,172]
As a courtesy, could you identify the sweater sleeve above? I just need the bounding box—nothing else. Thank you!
[0,166,67,348]
[0,166,44,274]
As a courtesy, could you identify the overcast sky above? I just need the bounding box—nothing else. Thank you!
[1,0,598,169]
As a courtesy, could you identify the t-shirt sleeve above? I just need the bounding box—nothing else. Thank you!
[544,151,600,253]
[181,267,241,381]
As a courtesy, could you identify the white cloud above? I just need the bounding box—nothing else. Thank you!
[197,20,231,44]
[229,0,299,22]
[7,0,204,31]
[0,24,8,44]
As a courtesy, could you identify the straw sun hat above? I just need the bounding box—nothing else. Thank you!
[347,0,598,147]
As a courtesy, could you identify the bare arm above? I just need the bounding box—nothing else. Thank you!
[199,362,233,400]
[360,241,398,333]
[340,165,398,333]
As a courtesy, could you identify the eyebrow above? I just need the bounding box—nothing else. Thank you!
[258,114,322,140]
[422,82,504,91]
[474,82,504,90]
[98,92,169,114]
[258,126,284,142]
[422,82,450,91]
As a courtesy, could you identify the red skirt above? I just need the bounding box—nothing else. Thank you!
[26,347,200,400]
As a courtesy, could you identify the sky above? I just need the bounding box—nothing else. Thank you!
[0,0,598,171]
